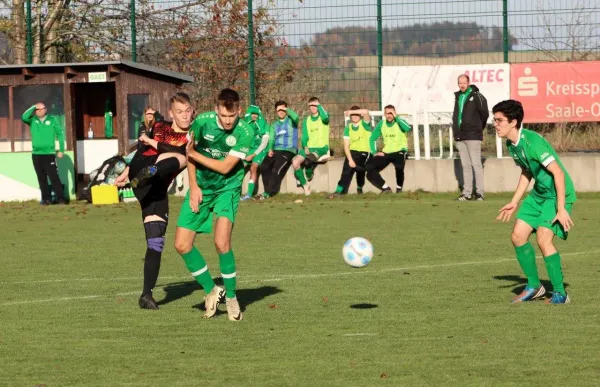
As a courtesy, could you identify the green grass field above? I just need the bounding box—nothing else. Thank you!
[2,193,600,386]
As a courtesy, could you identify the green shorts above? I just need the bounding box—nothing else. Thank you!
[244,149,268,167]
[298,146,329,160]
[176,189,240,234]
[516,194,574,240]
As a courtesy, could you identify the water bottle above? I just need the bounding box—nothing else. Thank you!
[87,123,94,139]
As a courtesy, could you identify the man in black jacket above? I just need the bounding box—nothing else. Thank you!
[452,74,489,201]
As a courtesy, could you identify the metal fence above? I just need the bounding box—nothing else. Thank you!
[1,0,599,150]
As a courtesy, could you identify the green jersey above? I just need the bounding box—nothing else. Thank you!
[244,114,269,152]
[21,105,65,155]
[507,128,576,202]
[343,120,372,152]
[189,112,253,195]
[302,105,330,149]
[370,116,411,153]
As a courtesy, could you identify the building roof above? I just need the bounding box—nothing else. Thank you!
[0,60,194,83]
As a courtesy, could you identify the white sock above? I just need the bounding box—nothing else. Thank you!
[382,184,389,189]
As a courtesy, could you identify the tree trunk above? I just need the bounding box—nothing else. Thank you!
[11,0,26,64]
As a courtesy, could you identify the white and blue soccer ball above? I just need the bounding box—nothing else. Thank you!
[343,237,373,268]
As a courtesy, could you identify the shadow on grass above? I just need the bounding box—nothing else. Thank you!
[493,274,569,295]
[158,279,282,313]
[350,303,378,309]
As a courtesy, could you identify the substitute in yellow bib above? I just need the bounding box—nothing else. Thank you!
[292,96,330,195]
[330,105,372,198]
[366,104,412,193]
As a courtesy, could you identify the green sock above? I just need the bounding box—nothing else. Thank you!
[181,247,215,294]
[294,168,307,187]
[219,250,237,298]
[335,185,344,194]
[514,242,541,288]
[305,167,314,180]
[247,180,255,196]
[544,252,566,296]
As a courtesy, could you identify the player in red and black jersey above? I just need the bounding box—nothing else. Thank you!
[115,92,193,310]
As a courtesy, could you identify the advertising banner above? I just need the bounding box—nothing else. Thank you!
[381,64,510,123]
[511,62,600,123]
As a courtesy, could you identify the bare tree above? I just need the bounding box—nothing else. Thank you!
[518,0,600,61]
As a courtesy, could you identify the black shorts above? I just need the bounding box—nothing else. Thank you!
[129,154,170,222]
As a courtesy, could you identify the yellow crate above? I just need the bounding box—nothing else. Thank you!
[91,184,119,205]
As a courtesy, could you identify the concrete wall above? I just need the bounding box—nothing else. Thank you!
[172,154,600,196]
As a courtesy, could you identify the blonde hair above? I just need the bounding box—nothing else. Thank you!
[143,106,157,129]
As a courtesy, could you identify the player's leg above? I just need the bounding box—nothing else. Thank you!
[455,141,473,200]
[366,154,391,192]
[537,200,573,304]
[511,196,546,302]
[131,152,186,188]
[260,155,274,197]
[138,195,169,310]
[32,154,51,204]
[391,151,407,193]
[305,147,328,183]
[268,151,293,197]
[213,190,243,321]
[174,195,223,317]
[242,162,260,200]
[331,157,354,197]
[292,151,308,190]
[354,152,368,194]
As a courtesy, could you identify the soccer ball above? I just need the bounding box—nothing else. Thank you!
[343,237,373,268]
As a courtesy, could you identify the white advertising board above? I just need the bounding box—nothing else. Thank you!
[381,64,510,123]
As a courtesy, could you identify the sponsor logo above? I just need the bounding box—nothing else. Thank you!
[203,148,228,159]
[45,121,51,125]
[204,134,215,141]
[517,67,539,97]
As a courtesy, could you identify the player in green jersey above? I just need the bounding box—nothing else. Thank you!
[174,88,253,321]
[241,105,270,200]
[366,104,412,193]
[494,100,575,305]
[330,105,372,198]
[292,97,331,195]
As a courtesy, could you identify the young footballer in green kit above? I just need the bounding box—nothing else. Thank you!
[494,100,575,304]
[174,88,253,321]
[291,97,330,195]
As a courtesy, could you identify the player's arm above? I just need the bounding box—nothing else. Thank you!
[254,133,270,155]
[21,105,36,125]
[546,161,574,230]
[301,118,309,149]
[345,108,371,124]
[287,108,300,128]
[267,123,275,153]
[497,168,532,222]
[317,104,329,125]
[370,122,382,154]
[342,125,354,165]
[511,168,533,204]
[187,125,252,175]
[396,116,412,133]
